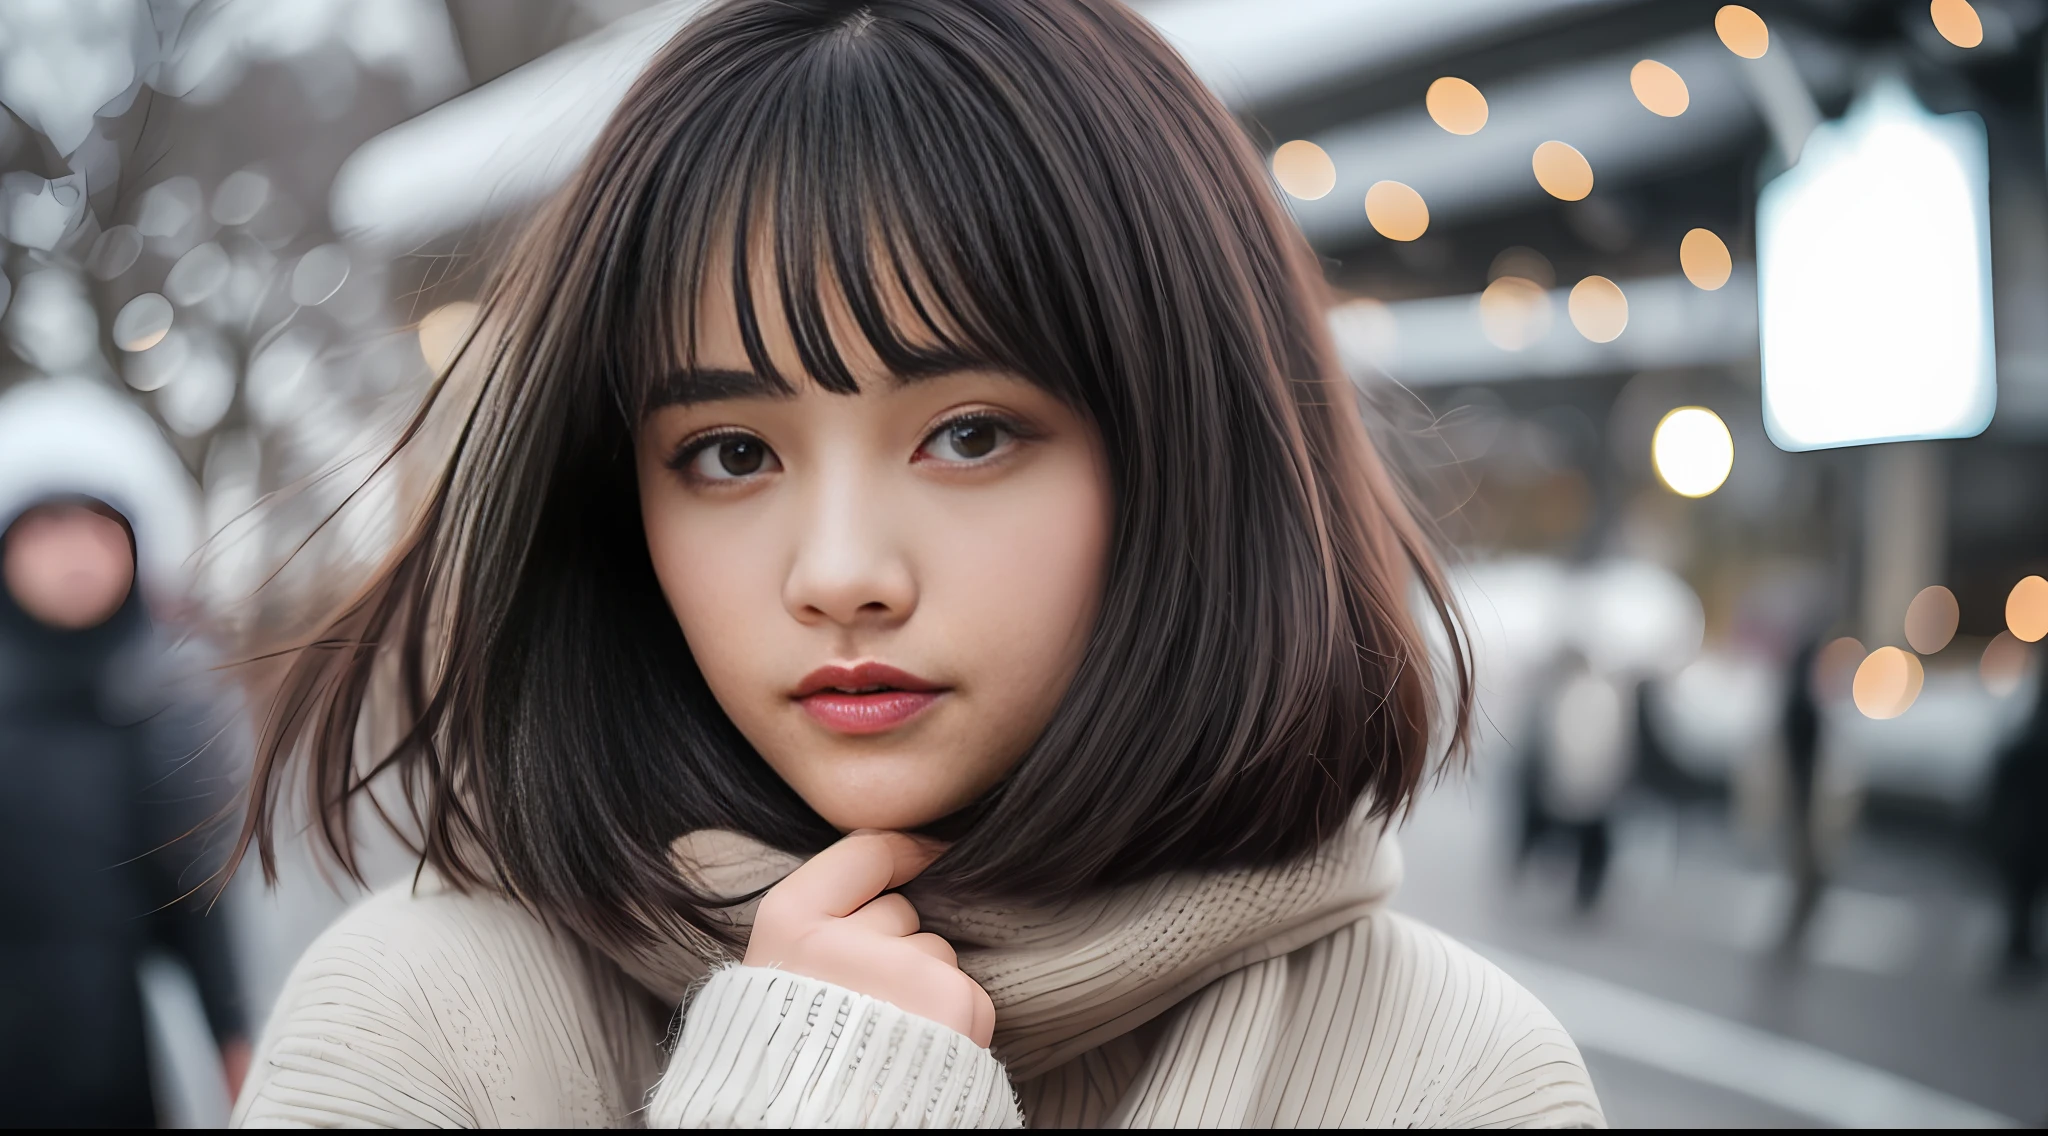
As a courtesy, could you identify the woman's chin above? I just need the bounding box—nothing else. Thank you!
[799,770,990,835]
[816,800,958,834]
[761,735,1019,834]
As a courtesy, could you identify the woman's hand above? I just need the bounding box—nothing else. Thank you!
[743,830,995,1046]
[221,1038,251,1102]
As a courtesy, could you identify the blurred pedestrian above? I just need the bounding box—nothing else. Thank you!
[1518,647,1634,910]
[1985,667,2048,974]
[1775,633,1827,957]
[0,495,248,1127]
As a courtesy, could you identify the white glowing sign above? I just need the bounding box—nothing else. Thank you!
[1757,79,1995,451]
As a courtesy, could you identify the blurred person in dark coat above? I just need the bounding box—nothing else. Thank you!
[0,495,248,1127]
[1776,633,1827,957]
[1986,668,2048,973]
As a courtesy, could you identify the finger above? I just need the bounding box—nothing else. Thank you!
[901,931,957,967]
[848,827,950,883]
[963,973,997,1048]
[771,830,944,919]
[899,955,994,1048]
[842,893,921,938]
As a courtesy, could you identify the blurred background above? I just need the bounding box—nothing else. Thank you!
[0,0,2044,1127]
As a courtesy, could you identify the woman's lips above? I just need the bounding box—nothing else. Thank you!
[792,661,948,736]
[797,689,944,735]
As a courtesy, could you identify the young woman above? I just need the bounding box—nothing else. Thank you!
[232,0,1604,1126]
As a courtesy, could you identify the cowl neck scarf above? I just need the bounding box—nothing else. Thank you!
[608,808,1401,1081]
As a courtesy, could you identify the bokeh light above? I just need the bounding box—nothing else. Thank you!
[1479,276,1552,351]
[1426,77,1489,135]
[1903,585,1959,654]
[159,344,236,438]
[419,300,481,375]
[1716,5,1770,58]
[211,169,271,226]
[1815,636,1866,699]
[1568,275,1628,342]
[86,225,143,281]
[1931,0,1985,48]
[1331,296,1399,361]
[112,293,173,352]
[1630,60,1689,117]
[2008,575,2048,642]
[1272,140,1336,201]
[123,328,186,393]
[290,244,351,307]
[1651,406,1733,498]
[165,242,230,306]
[1981,631,2032,696]
[1532,141,1593,201]
[1854,645,1925,719]
[1489,246,1556,288]
[1365,180,1429,241]
[1680,228,1732,290]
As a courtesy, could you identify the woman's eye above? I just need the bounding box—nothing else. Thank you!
[920,416,1014,463]
[684,434,780,481]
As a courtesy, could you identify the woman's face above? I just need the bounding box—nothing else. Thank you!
[635,273,1113,832]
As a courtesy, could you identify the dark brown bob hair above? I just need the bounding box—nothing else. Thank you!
[238,0,1471,956]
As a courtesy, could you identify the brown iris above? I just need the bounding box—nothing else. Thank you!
[715,437,769,475]
[943,420,999,459]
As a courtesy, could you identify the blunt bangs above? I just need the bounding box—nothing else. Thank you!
[235,0,1472,960]
[612,4,1096,418]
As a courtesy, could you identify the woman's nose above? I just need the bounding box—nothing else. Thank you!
[780,478,917,629]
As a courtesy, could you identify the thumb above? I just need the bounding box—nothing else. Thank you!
[771,830,945,919]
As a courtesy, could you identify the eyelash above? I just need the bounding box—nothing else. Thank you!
[667,428,772,484]
[665,410,1037,485]
[914,411,1037,465]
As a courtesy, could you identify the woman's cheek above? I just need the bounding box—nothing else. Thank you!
[643,495,773,701]
[947,460,1111,710]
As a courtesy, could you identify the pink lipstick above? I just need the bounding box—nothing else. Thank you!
[793,662,947,736]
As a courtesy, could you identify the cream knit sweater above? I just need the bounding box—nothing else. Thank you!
[234,814,1604,1127]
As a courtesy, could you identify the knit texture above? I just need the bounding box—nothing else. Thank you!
[635,807,1410,1082]
[233,882,665,1127]
[234,816,1606,1128]
[649,965,1022,1127]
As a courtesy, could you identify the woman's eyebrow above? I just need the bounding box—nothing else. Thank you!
[648,367,788,408]
[649,349,1000,408]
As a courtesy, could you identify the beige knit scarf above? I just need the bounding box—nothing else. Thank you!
[610,808,1400,1082]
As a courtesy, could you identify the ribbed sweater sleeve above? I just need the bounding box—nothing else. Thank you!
[648,965,1024,1128]
[233,886,663,1128]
